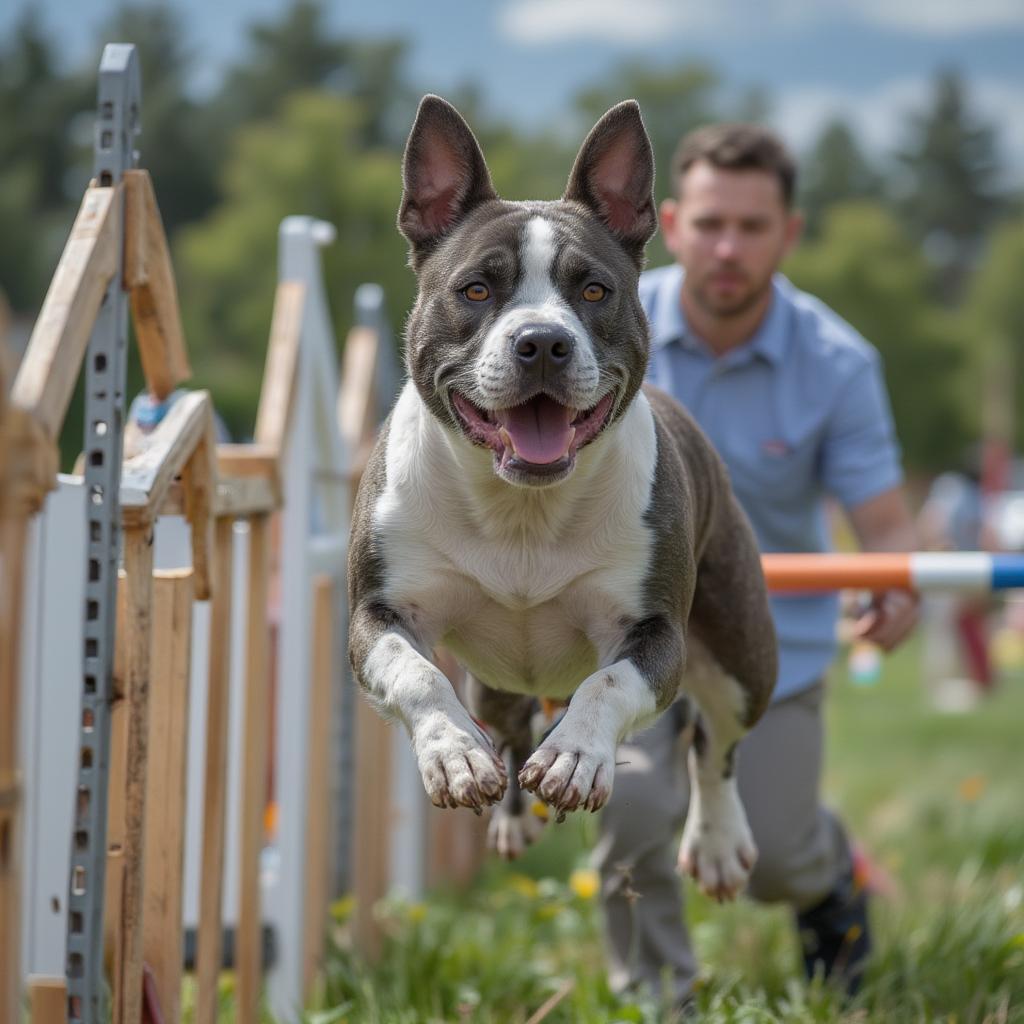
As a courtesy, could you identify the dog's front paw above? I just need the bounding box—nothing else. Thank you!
[487,802,547,860]
[412,713,507,812]
[678,787,757,901]
[518,736,614,817]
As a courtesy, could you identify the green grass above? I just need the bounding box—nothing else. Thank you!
[297,637,1024,1023]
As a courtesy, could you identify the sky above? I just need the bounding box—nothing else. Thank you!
[4,0,1024,179]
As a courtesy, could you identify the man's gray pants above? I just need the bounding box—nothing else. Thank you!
[593,681,852,1005]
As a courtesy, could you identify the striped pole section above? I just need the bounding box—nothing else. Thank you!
[761,552,1024,593]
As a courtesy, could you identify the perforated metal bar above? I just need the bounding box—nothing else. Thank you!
[65,43,140,1024]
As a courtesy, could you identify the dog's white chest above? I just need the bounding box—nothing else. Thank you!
[374,384,658,697]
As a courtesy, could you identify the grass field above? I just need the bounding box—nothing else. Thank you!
[296,631,1024,1023]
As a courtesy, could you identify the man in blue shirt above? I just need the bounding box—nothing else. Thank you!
[595,123,919,1010]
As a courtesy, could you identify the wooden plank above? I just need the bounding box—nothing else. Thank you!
[253,281,305,456]
[195,518,235,1024]
[10,186,119,438]
[337,325,380,465]
[28,976,68,1024]
[303,576,335,998]
[214,476,277,519]
[123,170,191,399]
[181,409,217,601]
[120,390,215,527]
[142,570,194,1024]
[236,516,271,1024]
[351,699,392,962]
[0,514,28,1024]
[106,527,156,1024]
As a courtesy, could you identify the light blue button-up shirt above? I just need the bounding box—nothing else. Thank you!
[641,263,904,701]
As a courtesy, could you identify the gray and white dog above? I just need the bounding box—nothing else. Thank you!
[348,96,777,898]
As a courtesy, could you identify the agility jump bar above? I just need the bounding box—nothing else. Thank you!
[761,552,1024,593]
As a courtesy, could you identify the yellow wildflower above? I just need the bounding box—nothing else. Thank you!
[569,867,600,901]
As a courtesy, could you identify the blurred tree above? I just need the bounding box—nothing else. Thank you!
[799,119,882,239]
[213,0,414,148]
[0,12,86,309]
[175,92,412,437]
[893,69,1005,302]
[786,201,970,471]
[965,218,1024,451]
[76,3,224,233]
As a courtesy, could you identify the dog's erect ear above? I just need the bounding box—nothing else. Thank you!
[563,101,656,259]
[398,95,498,259]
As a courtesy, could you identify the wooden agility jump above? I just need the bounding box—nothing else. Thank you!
[4,42,358,1024]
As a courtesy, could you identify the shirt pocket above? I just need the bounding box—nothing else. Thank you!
[721,431,819,511]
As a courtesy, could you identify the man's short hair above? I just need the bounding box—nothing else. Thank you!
[672,123,797,207]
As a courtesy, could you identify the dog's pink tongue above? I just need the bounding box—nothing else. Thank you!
[498,396,575,464]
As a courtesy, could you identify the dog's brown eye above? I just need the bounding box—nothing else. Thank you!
[583,283,606,302]
[464,283,490,302]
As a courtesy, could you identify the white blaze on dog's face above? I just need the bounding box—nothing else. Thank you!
[398,96,657,487]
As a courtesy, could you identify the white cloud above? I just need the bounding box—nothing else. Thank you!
[497,0,1024,45]
[769,77,1024,182]
[851,0,1024,36]
[498,0,723,45]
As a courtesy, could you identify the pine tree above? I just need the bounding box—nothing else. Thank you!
[893,69,1005,300]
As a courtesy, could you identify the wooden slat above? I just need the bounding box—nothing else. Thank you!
[351,700,392,962]
[123,169,191,399]
[303,576,335,997]
[337,325,380,465]
[195,518,235,1024]
[181,408,217,601]
[142,570,194,1024]
[214,476,277,519]
[217,443,281,509]
[120,390,214,527]
[0,514,28,1024]
[236,515,272,1024]
[10,186,119,438]
[28,976,68,1024]
[254,281,305,456]
[106,527,156,1024]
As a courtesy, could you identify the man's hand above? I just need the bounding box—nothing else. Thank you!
[847,486,920,651]
[853,589,920,651]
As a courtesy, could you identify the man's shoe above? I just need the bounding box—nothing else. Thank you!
[795,870,872,996]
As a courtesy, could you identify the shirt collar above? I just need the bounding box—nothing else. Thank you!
[650,267,791,367]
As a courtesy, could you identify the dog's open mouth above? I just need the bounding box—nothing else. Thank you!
[451,391,615,477]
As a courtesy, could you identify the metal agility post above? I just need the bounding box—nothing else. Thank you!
[762,552,1024,593]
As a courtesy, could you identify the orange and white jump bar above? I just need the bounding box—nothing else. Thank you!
[761,553,1024,593]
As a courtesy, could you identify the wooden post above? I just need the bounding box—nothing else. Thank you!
[303,576,335,997]
[195,517,234,1024]
[351,703,392,962]
[0,513,29,1024]
[236,515,271,1024]
[28,976,68,1024]
[105,527,156,1024]
[123,169,192,401]
[142,570,194,1024]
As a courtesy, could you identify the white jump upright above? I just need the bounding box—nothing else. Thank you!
[18,480,86,975]
[264,216,351,1020]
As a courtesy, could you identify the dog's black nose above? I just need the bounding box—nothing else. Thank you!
[512,324,574,372]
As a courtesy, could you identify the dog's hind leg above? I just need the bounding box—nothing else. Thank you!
[678,502,777,900]
[677,640,761,900]
[465,677,547,859]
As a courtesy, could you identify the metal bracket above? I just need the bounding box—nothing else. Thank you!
[65,43,140,1024]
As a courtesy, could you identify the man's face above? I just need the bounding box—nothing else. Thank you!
[660,160,801,318]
